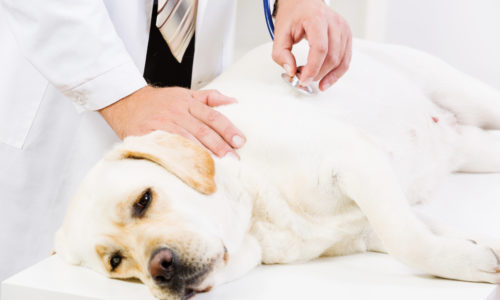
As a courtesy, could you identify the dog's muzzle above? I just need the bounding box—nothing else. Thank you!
[148,247,213,299]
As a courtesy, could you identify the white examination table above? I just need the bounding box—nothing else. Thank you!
[2,173,500,300]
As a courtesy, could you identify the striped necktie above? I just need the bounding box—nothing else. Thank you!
[156,0,198,63]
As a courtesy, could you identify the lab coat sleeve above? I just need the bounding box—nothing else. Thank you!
[1,0,147,111]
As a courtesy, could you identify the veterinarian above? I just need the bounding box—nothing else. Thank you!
[0,0,352,283]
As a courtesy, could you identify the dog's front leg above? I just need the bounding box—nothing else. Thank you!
[213,234,262,286]
[333,132,500,283]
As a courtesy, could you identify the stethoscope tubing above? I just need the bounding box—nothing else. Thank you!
[263,0,275,40]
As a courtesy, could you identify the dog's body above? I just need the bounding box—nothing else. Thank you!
[56,40,500,300]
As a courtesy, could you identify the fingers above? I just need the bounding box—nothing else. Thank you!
[298,19,329,85]
[271,0,352,90]
[179,115,236,157]
[187,99,246,157]
[272,29,298,76]
[189,89,246,157]
[313,23,344,82]
[319,32,352,91]
[193,89,237,107]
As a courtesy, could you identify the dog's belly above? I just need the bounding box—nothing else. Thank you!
[208,42,462,262]
[308,56,461,203]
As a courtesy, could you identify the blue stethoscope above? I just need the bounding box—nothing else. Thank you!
[262,0,318,95]
[263,0,275,40]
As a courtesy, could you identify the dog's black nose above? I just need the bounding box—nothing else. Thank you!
[149,247,176,285]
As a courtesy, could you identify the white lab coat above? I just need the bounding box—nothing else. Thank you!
[0,0,237,282]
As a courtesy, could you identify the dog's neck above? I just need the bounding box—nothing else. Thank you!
[212,156,255,254]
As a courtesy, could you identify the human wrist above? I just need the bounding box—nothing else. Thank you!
[274,0,327,15]
[98,85,154,139]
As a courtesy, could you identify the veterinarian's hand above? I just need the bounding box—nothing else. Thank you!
[273,0,352,91]
[99,86,246,157]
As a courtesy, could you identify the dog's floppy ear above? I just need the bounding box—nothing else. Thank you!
[53,228,80,264]
[106,130,216,195]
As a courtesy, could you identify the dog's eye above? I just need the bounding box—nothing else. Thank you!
[110,252,122,270]
[133,188,152,218]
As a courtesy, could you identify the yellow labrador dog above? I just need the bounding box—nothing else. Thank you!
[55,40,500,300]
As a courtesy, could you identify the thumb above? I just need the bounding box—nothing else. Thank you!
[272,32,297,76]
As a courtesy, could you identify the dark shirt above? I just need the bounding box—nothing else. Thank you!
[143,0,195,88]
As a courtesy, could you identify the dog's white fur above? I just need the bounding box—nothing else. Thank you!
[55,40,500,300]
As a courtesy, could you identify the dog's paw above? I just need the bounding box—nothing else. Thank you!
[466,239,500,283]
[428,238,500,283]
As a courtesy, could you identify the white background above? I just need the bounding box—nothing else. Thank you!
[235,0,500,89]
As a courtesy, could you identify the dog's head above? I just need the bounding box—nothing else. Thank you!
[55,131,250,300]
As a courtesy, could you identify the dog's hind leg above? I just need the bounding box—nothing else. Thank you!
[429,75,500,130]
[331,125,500,283]
[454,126,500,173]
[415,211,500,259]
[356,40,500,130]
[364,227,386,254]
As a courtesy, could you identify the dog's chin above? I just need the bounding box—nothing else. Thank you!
[149,271,214,300]
[183,285,211,300]
[186,246,229,296]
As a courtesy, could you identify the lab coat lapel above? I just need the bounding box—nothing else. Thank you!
[191,0,236,90]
